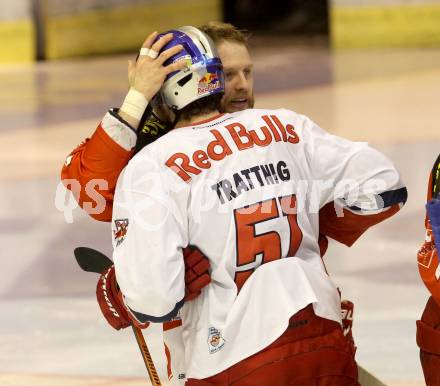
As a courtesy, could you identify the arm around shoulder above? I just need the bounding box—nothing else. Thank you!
[60,110,137,222]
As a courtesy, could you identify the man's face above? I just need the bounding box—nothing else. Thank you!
[217,40,254,113]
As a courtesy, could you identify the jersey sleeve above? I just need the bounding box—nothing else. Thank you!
[111,151,189,322]
[60,111,136,222]
[299,113,408,246]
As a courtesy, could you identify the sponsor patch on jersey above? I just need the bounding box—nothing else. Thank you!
[113,219,129,246]
[207,326,225,354]
[198,73,220,95]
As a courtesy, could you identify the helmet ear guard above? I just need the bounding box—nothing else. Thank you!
[156,26,224,111]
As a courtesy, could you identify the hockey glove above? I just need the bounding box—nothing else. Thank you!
[184,247,211,301]
[96,265,149,330]
[97,247,211,330]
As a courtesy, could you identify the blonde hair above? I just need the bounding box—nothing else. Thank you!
[199,21,249,46]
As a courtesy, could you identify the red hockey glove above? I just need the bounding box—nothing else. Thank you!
[183,247,211,301]
[417,296,440,386]
[96,265,149,330]
[97,247,211,330]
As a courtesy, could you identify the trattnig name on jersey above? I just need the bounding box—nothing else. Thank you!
[211,161,291,204]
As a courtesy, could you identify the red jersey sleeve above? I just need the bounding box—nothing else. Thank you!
[319,199,403,247]
[61,122,134,222]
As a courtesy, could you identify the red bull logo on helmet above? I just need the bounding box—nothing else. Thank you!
[198,72,220,95]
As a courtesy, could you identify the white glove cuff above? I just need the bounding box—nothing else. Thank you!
[120,88,149,121]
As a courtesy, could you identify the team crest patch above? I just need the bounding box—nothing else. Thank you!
[113,219,129,246]
[198,73,220,95]
[207,327,225,354]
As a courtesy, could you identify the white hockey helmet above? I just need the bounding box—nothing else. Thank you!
[157,26,224,111]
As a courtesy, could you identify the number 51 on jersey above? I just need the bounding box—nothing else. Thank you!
[233,194,303,291]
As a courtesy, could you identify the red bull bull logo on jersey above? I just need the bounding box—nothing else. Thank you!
[114,219,129,246]
[198,72,220,95]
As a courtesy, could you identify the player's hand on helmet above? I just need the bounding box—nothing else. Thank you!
[128,31,188,102]
[96,265,149,330]
[183,247,211,301]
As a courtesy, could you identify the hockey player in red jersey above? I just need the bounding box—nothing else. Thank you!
[99,26,407,385]
[417,154,440,386]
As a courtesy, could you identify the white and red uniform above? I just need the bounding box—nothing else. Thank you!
[61,111,187,382]
[112,108,407,380]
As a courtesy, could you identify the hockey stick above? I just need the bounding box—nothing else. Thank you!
[74,247,113,274]
[74,250,386,386]
[74,247,162,386]
[131,325,162,386]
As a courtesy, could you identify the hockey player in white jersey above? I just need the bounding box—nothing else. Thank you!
[107,26,407,385]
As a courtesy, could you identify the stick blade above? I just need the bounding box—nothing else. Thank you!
[74,247,113,274]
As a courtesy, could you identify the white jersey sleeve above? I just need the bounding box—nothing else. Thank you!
[300,113,406,211]
[292,111,407,246]
[112,152,189,321]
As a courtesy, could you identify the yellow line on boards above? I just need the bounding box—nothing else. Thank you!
[45,0,221,59]
[331,4,440,49]
[0,20,35,63]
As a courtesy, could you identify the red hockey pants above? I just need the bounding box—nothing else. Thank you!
[186,304,359,386]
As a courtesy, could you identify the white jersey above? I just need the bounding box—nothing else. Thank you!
[112,108,406,379]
